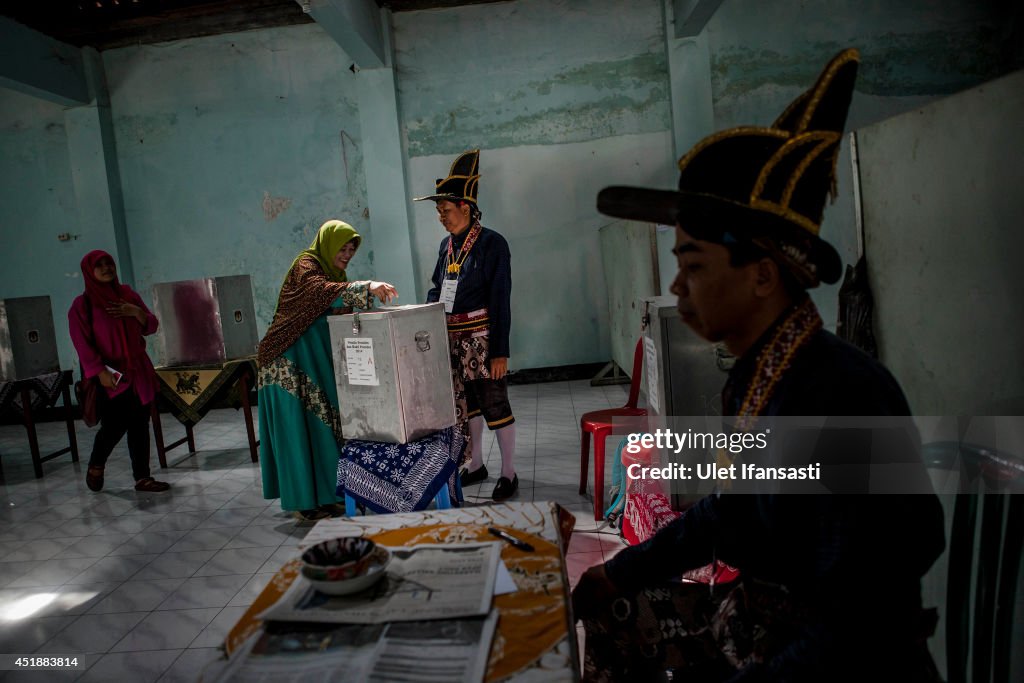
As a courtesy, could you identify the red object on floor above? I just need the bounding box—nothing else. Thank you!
[579,338,648,520]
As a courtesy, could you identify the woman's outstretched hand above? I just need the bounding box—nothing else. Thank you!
[369,281,398,304]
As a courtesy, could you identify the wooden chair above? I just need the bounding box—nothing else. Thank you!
[579,338,648,520]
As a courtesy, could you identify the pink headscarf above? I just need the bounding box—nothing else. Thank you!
[80,250,142,370]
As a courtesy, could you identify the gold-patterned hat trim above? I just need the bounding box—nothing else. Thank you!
[675,48,860,240]
[448,149,480,177]
[676,126,789,172]
[677,128,842,238]
[433,175,481,203]
[414,149,481,203]
[773,48,860,134]
[751,129,842,235]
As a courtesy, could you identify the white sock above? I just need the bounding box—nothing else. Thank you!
[468,416,485,471]
[495,424,516,480]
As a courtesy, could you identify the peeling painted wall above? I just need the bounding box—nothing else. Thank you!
[0,89,94,370]
[700,0,1022,330]
[395,0,676,369]
[6,0,1014,378]
[395,0,670,157]
[102,24,372,343]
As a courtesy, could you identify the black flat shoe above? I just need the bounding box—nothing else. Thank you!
[492,474,518,501]
[134,477,170,493]
[86,466,104,492]
[296,508,331,522]
[460,464,488,486]
[318,503,348,518]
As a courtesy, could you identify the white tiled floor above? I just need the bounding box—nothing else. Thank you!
[0,379,629,681]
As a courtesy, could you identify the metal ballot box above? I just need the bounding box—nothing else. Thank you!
[640,295,731,418]
[329,303,456,444]
[0,296,60,381]
[151,275,258,366]
[639,296,732,510]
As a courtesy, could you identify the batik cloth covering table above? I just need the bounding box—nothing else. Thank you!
[216,501,579,682]
[151,357,258,466]
[336,426,464,514]
[0,369,78,480]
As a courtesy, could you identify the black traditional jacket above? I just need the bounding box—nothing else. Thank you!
[426,225,512,358]
[605,313,946,682]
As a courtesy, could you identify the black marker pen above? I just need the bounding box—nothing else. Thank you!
[487,526,534,552]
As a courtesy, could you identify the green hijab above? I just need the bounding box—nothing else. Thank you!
[290,220,362,283]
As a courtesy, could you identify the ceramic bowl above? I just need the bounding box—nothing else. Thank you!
[301,537,378,581]
[301,546,391,596]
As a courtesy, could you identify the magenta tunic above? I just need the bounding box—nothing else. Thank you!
[68,290,160,405]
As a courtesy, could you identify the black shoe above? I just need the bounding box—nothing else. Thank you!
[460,464,488,487]
[86,466,104,492]
[319,503,348,518]
[492,474,518,501]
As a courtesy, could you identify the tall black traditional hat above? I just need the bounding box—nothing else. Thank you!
[597,49,860,287]
[413,149,481,204]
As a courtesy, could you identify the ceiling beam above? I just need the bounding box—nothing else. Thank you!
[0,17,89,106]
[299,0,385,68]
[672,0,724,38]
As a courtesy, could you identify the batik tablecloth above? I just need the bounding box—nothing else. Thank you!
[0,370,65,418]
[220,501,578,683]
[153,357,256,426]
[337,426,463,514]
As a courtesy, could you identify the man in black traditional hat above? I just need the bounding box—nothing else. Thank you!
[415,150,519,501]
[572,49,945,681]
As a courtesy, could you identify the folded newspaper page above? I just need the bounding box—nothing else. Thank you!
[214,610,499,683]
[258,542,501,624]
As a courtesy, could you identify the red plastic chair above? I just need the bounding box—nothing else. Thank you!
[579,338,648,520]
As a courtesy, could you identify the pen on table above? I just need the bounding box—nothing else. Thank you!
[487,526,534,552]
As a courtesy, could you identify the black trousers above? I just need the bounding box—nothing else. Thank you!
[88,389,153,481]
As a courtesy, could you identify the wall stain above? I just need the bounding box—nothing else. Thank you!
[540,53,667,92]
[115,112,179,147]
[711,28,1008,103]
[406,54,670,156]
[339,130,358,185]
[408,90,668,157]
[262,191,292,221]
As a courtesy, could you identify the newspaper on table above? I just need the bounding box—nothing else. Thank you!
[258,542,501,624]
[214,610,499,683]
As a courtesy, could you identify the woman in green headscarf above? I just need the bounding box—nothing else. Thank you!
[257,220,397,521]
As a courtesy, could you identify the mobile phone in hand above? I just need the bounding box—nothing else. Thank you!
[105,365,123,386]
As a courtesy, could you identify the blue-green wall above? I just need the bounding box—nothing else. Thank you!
[0,89,104,370]
[394,0,676,369]
[103,24,371,334]
[2,0,1020,375]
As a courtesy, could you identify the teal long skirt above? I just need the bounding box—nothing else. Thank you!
[257,312,344,512]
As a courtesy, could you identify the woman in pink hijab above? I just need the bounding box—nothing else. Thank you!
[68,250,170,493]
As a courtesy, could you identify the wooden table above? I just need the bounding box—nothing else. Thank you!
[0,369,79,481]
[217,501,579,682]
[151,357,259,467]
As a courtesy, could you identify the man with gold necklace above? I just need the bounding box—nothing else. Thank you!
[416,149,518,501]
[572,50,945,681]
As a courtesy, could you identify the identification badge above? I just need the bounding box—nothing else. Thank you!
[440,278,459,313]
